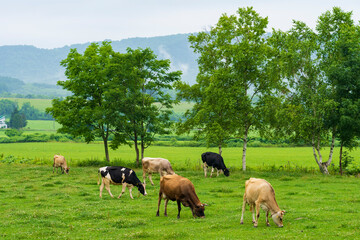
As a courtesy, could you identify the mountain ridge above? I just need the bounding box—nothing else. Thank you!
[0,33,199,85]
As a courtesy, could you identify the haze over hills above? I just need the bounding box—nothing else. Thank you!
[0,33,199,87]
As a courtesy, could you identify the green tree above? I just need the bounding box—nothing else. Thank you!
[111,48,182,166]
[271,7,357,174]
[270,22,335,174]
[20,102,52,120]
[9,108,27,129]
[179,7,283,170]
[0,99,17,117]
[46,42,127,162]
[326,24,360,174]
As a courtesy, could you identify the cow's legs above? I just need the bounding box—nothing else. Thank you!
[177,200,182,219]
[156,190,162,216]
[99,180,105,198]
[128,185,134,199]
[266,211,270,226]
[142,171,147,185]
[118,183,127,198]
[164,199,169,217]
[217,169,220,177]
[254,200,261,227]
[203,163,207,177]
[148,173,155,185]
[240,194,247,224]
[104,180,114,198]
[210,167,215,177]
[251,204,256,224]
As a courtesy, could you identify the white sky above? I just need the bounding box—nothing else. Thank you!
[1,0,359,49]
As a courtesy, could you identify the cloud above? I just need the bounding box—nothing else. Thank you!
[178,63,189,75]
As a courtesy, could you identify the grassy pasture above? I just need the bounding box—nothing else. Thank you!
[25,120,61,131]
[0,165,359,239]
[1,98,53,111]
[0,142,356,170]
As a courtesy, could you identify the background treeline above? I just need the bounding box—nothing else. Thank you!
[0,99,53,120]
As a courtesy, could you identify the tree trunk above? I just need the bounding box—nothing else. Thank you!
[134,134,140,167]
[103,138,110,162]
[339,142,343,175]
[218,144,222,156]
[311,132,335,175]
[141,139,145,163]
[242,128,248,171]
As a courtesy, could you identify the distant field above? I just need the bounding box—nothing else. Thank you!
[0,141,355,172]
[1,98,53,111]
[0,165,359,239]
[2,97,194,116]
[0,120,60,138]
[25,120,61,130]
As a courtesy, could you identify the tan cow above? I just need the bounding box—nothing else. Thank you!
[240,178,285,227]
[156,174,207,219]
[53,155,70,174]
[142,157,175,185]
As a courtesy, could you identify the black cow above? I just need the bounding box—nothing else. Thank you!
[201,152,230,177]
[98,166,147,199]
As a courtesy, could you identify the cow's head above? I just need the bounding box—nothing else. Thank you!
[223,168,230,177]
[272,210,285,227]
[64,167,70,174]
[137,183,147,196]
[193,203,207,218]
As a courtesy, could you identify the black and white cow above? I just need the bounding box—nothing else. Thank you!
[98,166,147,199]
[201,152,230,177]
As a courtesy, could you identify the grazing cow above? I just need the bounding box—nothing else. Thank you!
[240,178,285,227]
[53,155,69,174]
[201,152,230,177]
[156,174,207,219]
[142,157,175,185]
[98,166,147,199]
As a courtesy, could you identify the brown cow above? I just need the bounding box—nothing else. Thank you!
[240,178,285,227]
[142,157,175,185]
[53,155,69,174]
[156,174,207,219]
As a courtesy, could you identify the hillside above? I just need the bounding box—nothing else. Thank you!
[0,33,199,86]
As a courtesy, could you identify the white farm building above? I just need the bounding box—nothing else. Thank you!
[0,115,8,128]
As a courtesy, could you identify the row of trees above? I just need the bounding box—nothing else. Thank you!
[46,43,181,165]
[176,7,360,174]
[47,7,360,174]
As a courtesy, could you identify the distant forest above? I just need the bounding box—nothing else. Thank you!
[0,33,199,98]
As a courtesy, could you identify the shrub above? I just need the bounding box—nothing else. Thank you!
[4,129,23,137]
[342,151,360,175]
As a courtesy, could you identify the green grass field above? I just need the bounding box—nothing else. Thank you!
[25,120,61,131]
[1,142,358,172]
[0,165,359,239]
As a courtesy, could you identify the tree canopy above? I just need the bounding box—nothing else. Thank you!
[177,7,284,170]
[47,42,181,164]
